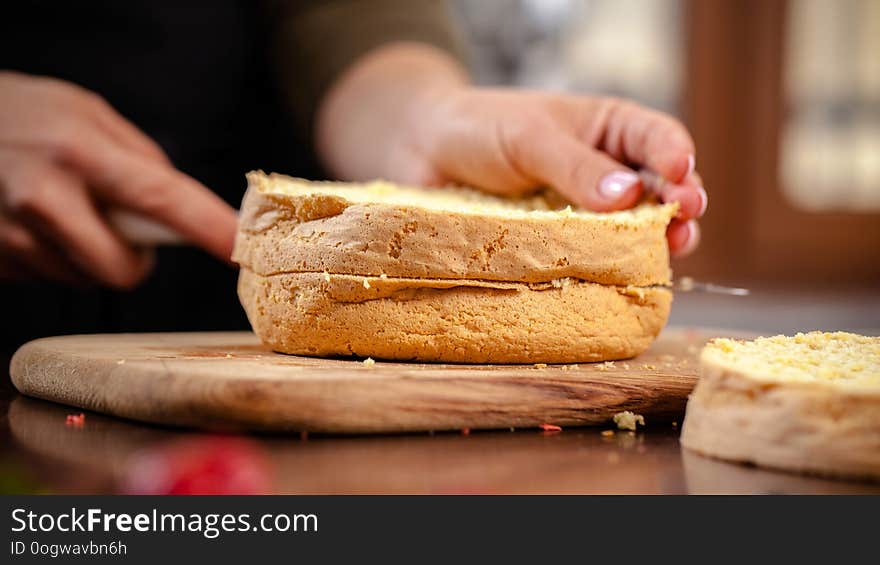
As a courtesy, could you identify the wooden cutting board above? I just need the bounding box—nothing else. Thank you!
[9,328,742,433]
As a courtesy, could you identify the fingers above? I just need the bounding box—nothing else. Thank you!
[25,74,171,165]
[582,98,708,225]
[0,150,154,288]
[84,92,171,165]
[594,99,696,183]
[496,121,643,211]
[641,169,708,220]
[0,217,90,286]
[54,128,238,261]
[667,219,700,258]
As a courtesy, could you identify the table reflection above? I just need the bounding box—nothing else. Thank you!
[7,394,878,494]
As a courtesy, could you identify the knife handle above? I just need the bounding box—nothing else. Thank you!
[106,209,185,246]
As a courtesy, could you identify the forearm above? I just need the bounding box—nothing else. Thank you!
[315,41,468,181]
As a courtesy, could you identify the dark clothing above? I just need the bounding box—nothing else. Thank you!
[0,1,461,352]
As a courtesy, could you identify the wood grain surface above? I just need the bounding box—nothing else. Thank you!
[9,328,741,433]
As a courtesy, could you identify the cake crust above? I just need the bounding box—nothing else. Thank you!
[238,269,672,364]
[233,172,675,286]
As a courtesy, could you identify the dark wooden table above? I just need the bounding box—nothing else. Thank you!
[3,357,877,495]
[4,288,878,494]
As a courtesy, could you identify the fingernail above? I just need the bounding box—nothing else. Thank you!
[598,171,640,201]
[696,185,708,216]
[677,220,701,257]
[686,154,696,178]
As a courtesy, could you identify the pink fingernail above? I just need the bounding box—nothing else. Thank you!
[696,186,708,216]
[598,171,640,201]
[686,154,696,178]
[678,220,701,256]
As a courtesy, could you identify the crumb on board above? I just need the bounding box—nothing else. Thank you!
[672,421,679,428]
[642,364,657,370]
[596,361,615,371]
[561,364,579,370]
[509,427,516,432]
[601,430,615,437]
[363,278,371,289]
[65,413,85,427]
[539,423,562,432]
[323,271,331,282]
[225,353,233,359]
[380,273,388,279]
[612,411,645,431]
[534,363,548,369]
[363,357,376,367]
[116,359,125,365]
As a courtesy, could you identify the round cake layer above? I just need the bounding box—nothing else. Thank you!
[238,269,672,364]
[681,332,880,480]
[233,172,676,286]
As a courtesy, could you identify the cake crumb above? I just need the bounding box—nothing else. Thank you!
[642,364,657,370]
[612,411,645,431]
[322,271,331,282]
[116,359,126,365]
[601,430,615,437]
[363,357,376,367]
[225,353,233,359]
[363,278,371,289]
[379,273,388,279]
[619,285,646,300]
[534,363,548,369]
[596,361,615,371]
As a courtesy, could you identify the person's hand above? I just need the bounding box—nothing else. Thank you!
[391,88,706,257]
[0,71,238,287]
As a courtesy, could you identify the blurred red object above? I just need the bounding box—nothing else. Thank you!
[122,436,272,495]
[65,413,85,427]
[539,423,562,432]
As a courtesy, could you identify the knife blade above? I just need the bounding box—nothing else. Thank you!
[673,276,750,296]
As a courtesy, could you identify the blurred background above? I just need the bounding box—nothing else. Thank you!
[450,0,879,333]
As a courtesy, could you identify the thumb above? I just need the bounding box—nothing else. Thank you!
[506,126,643,211]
